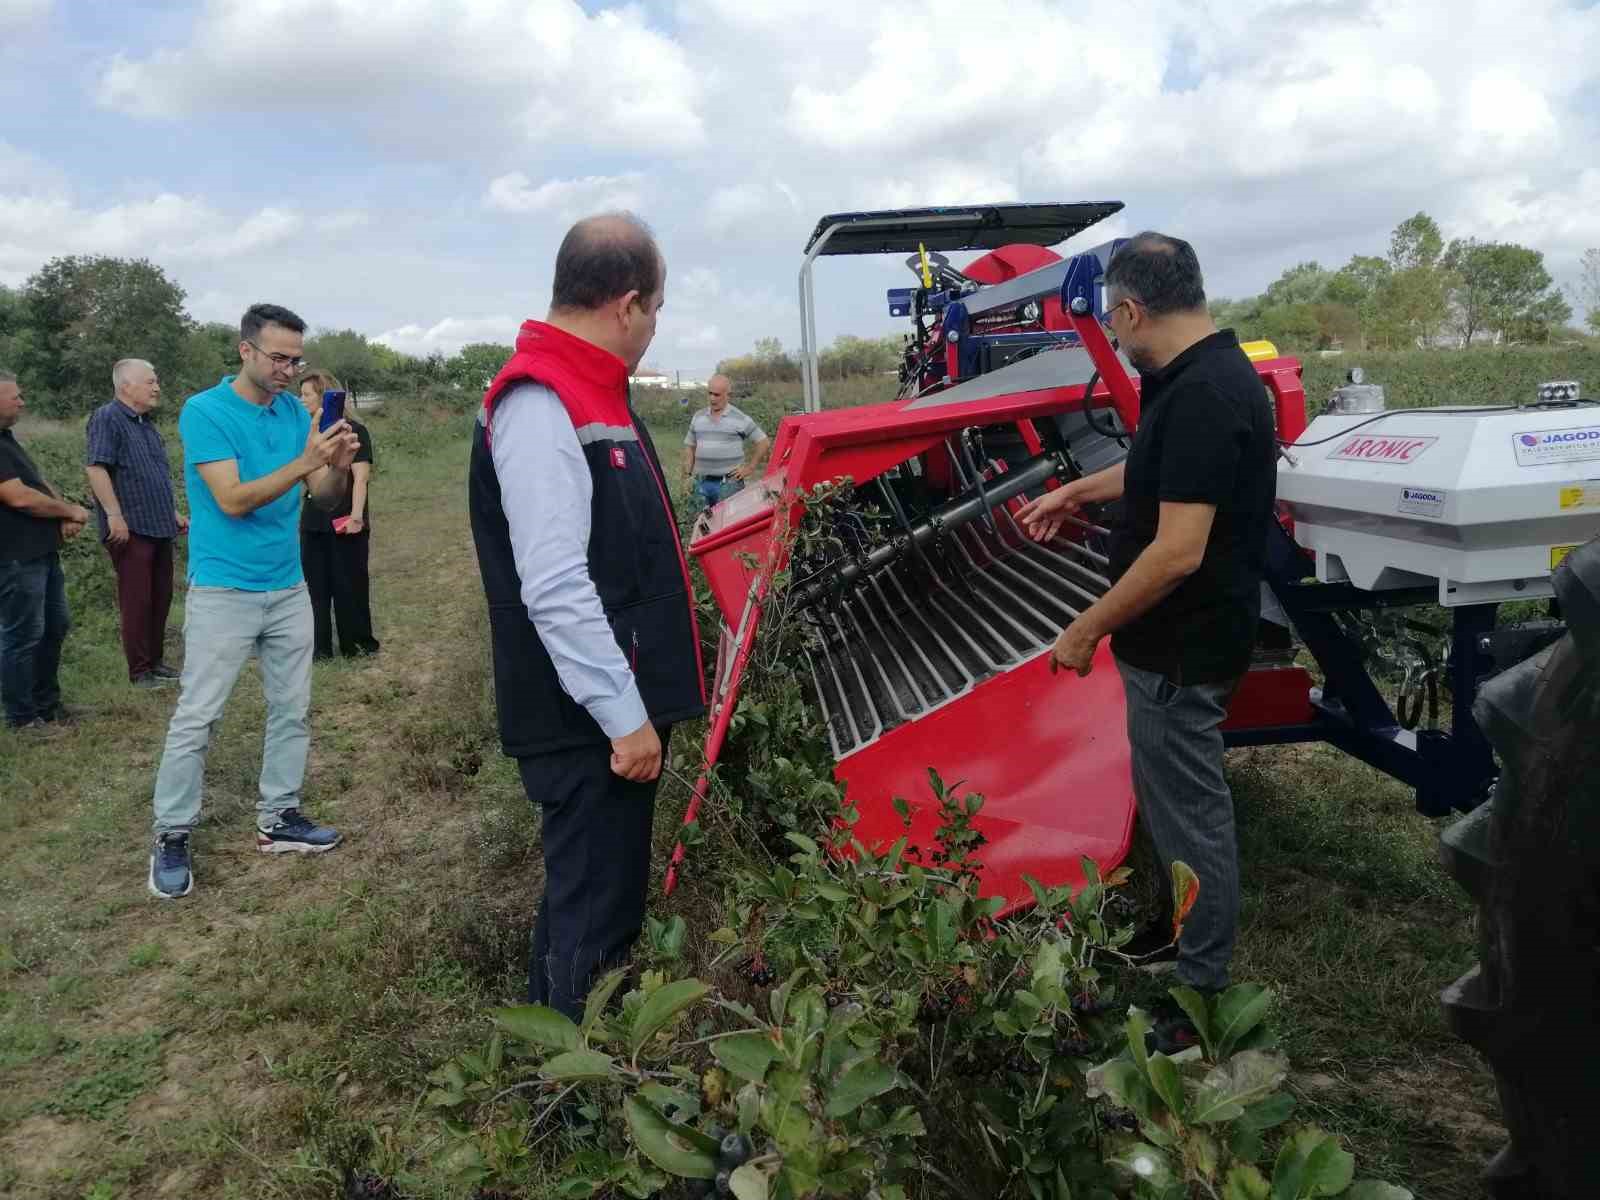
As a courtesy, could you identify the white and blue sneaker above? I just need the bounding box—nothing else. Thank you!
[255,808,342,854]
[148,832,194,899]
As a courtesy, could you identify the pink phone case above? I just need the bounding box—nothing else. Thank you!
[332,516,351,534]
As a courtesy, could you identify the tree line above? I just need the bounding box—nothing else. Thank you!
[0,255,517,419]
[1211,213,1594,351]
[717,334,903,384]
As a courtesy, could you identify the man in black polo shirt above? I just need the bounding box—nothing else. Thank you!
[85,359,188,688]
[1017,233,1276,1050]
[0,369,92,733]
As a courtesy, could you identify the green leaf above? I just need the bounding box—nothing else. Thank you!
[1030,940,1065,995]
[629,979,710,1056]
[712,1033,779,1083]
[1168,986,1216,1060]
[736,1081,760,1134]
[495,1005,582,1053]
[1085,1058,1160,1126]
[1223,1164,1271,1200]
[623,1096,718,1180]
[1126,1007,1152,1078]
[824,1059,899,1117]
[1238,1092,1296,1131]
[729,1163,770,1200]
[1146,1052,1186,1120]
[1301,1132,1355,1196]
[927,900,957,958]
[639,1082,699,1120]
[784,832,820,856]
[582,968,628,1038]
[761,1089,815,1153]
[541,1049,617,1082]
[1342,1184,1413,1200]
[813,883,851,902]
[1213,984,1273,1059]
[1189,1051,1289,1124]
[876,1105,926,1138]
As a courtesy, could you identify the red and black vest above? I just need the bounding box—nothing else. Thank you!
[468,320,706,757]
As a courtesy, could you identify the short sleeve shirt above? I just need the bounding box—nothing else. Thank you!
[683,404,766,477]
[84,400,178,541]
[301,420,373,532]
[180,376,312,591]
[0,429,59,564]
[1107,331,1278,684]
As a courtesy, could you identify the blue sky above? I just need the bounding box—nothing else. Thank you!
[3,0,1597,377]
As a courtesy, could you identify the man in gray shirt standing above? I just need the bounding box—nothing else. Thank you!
[681,374,768,510]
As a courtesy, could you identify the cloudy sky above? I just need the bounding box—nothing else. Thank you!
[2,0,1597,376]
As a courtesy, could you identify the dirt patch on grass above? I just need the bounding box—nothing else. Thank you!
[0,1114,96,1182]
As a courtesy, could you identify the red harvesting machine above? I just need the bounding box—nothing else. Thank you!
[668,203,1309,914]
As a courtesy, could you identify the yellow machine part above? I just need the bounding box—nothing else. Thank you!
[1240,339,1280,362]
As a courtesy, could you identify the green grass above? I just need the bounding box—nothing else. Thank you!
[0,393,1506,1198]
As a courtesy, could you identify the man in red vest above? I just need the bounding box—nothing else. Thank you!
[468,213,706,1017]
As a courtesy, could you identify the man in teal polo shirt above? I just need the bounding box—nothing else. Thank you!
[148,303,361,900]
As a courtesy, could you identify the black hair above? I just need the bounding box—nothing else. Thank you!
[1104,232,1207,316]
[240,303,307,343]
[551,213,661,312]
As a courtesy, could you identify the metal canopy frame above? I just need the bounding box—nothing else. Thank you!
[797,202,1123,413]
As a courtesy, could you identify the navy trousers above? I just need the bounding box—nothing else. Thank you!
[517,728,669,1017]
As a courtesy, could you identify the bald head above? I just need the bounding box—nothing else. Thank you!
[551,212,662,313]
[707,374,731,412]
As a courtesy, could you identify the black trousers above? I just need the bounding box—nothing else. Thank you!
[300,530,380,658]
[516,729,669,1017]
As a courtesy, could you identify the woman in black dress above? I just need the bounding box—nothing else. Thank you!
[295,369,380,660]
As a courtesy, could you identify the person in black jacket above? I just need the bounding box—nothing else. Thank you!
[468,213,705,1017]
[296,369,379,660]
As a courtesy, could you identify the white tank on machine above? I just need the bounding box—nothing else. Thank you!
[1277,375,1600,606]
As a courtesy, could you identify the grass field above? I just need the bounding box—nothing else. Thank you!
[0,381,1507,1199]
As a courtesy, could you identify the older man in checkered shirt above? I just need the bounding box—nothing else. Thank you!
[84,359,188,688]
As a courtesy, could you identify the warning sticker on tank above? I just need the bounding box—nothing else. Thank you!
[1397,486,1446,518]
[1552,544,1578,570]
[1328,434,1437,464]
[1513,425,1600,467]
[1558,484,1600,509]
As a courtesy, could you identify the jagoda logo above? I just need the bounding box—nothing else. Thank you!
[1329,434,1438,464]
[1524,429,1600,447]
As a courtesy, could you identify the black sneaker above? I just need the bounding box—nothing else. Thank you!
[1120,923,1179,972]
[133,673,174,689]
[256,808,342,854]
[151,663,182,680]
[148,831,194,899]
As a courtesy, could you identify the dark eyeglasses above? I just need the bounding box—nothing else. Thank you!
[247,341,306,371]
[1101,296,1144,329]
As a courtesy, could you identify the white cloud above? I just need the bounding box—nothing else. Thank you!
[314,210,371,236]
[95,0,705,156]
[485,172,644,219]
[0,185,301,285]
[0,0,49,35]
[373,316,520,358]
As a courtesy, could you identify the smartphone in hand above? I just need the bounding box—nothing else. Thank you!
[319,389,348,432]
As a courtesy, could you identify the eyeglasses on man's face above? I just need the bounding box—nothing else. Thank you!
[246,341,306,371]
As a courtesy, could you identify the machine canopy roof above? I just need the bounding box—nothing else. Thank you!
[803,201,1124,256]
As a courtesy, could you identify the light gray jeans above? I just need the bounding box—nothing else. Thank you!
[1115,654,1241,993]
[151,583,313,834]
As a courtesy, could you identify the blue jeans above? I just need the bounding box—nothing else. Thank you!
[692,476,740,511]
[151,584,313,833]
[0,553,69,726]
